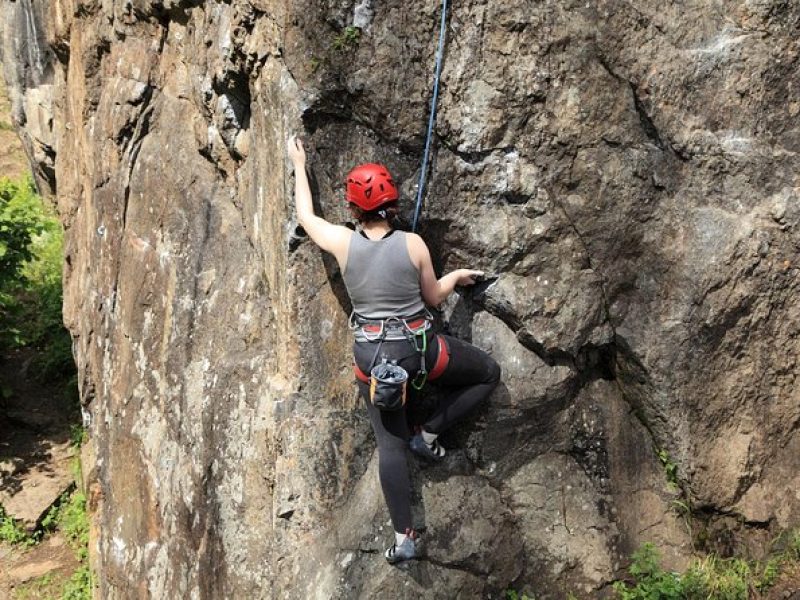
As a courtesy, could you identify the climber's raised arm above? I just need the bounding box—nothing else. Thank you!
[287,135,351,266]
[406,232,483,307]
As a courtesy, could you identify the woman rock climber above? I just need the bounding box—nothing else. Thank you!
[287,135,501,564]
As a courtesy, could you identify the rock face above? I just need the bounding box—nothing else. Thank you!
[0,77,30,179]
[3,0,800,597]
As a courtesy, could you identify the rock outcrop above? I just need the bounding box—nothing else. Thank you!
[2,0,799,597]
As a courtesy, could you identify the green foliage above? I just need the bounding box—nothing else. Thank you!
[505,590,535,600]
[787,529,800,559]
[332,26,361,51]
[657,449,679,489]
[680,555,749,600]
[0,173,76,407]
[614,543,683,600]
[509,530,800,600]
[12,572,55,599]
[15,196,73,374]
[0,174,45,349]
[41,498,61,533]
[13,561,93,600]
[0,174,46,289]
[61,564,93,600]
[37,487,94,598]
[40,488,89,549]
[70,454,83,482]
[0,433,91,598]
[58,488,93,599]
[669,499,695,546]
[0,120,13,131]
[62,371,80,410]
[58,491,89,561]
[754,557,780,592]
[670,499,690,516]
[615,535,800,600]
[70,424,88,449]
[0,503,36,545]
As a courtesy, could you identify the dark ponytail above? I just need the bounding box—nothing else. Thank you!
[349,201,400,224]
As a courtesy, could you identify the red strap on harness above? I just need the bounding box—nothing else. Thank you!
[354,335,450,384]
[360,318,428,334]
[354,363,369,383]
[427,335,450,381]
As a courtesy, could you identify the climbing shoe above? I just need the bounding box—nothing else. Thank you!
[385,530,417,564]
[409,433,445,460]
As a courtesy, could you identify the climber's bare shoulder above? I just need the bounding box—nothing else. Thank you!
[404,232,431,271]
[300,215,352,266]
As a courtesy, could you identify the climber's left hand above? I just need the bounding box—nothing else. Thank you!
[287,135,306,167]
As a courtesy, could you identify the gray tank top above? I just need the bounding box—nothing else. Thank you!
[343,230,426,319]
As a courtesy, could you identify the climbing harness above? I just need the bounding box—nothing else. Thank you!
[411,0,449,232]
[351,313,422,410]
[351,310,451,392]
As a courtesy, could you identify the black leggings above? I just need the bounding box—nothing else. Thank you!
[353,331,501,532]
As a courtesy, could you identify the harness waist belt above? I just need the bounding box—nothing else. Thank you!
[351,313,433,343]
[361,318,427,333]
[355,318,428,341]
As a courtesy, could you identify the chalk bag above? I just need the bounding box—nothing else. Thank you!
[369,359,408,411]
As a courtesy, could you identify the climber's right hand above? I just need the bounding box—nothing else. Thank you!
[455,269,484,286]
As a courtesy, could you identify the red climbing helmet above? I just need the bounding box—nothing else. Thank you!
[345,163,399,211]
